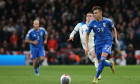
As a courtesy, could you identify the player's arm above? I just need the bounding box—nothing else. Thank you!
[43,35,48,44]
[109,18,120,47]
[43,29,48,44]
[68,23,80,41]
[85,33,89,56]
[112,27,120,47]
[25,30,38,45]
[85,22,92,56]
[25,39,38,45]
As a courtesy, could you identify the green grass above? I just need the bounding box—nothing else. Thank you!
[0,65,140,84]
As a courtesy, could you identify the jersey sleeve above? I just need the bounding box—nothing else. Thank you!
[73,23,81,32]
[44,29,47,36]
[108,19,114,29]
[86,21,93,34]
[25,30,31,40]
[70,23,81,38]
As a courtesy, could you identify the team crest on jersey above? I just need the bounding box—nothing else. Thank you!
[103,23,106,27]
[94,25,97,27]
[34,34,36,37]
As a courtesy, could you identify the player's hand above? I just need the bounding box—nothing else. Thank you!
[43,40,47,45]
[116,40,120,48]
[68,37,74,42]
[33,40,38,45]
[85,47,89,56]
[92,50,96,58]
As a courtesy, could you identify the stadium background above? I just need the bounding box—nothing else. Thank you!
[0,0,140,66]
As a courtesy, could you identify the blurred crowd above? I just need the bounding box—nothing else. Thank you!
[0,0,140,65]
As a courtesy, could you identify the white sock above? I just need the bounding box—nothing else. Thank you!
[93,58,98,71]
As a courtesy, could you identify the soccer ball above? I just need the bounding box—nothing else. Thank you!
[60,74,71,84]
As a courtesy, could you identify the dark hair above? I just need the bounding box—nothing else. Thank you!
[87,12,93,15]
[92,6,102,12]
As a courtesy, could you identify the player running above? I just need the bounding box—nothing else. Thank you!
[25,20,48,76]
[68,12,101,79]
[85,6,120,84]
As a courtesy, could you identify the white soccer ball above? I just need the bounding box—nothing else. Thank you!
[60,74,71,84]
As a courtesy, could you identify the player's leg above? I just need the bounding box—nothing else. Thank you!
[93,52,108,84]
[37,56,45,70]
[89,50,101,80]
[33,58,38,69]
[98,58,112,68]
[104,60,111,67]
[98,59,111,67]
[92,47,101,83]
[92,50,99,71]
[97,57,112,70]
[38,48,45,70]
[39,56,45,64]
[84,43,99,76]
[88,50,98,70]
[102,45,115,74]
[31,50,39,76]
[96,52,108,78]
[33,58,39,75]
[95,44,114,80]
[37,58,40,70]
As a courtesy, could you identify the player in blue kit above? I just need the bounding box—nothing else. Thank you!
[85,6,120,83]
[25,20,48,76]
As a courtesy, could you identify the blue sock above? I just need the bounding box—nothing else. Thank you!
[96,56,106,78]
[34,68,38,74]
[104,60,111,67]
[37,60,40,70]
[37,60,40,67]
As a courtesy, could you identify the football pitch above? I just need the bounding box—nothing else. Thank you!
[0,65,140,84]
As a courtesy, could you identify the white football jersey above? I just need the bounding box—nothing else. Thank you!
[70,22,95,50]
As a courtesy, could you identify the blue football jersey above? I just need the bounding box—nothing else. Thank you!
[86,17,114,45]
[25,27,47,50]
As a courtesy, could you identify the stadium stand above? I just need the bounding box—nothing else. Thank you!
[0,0,140,65]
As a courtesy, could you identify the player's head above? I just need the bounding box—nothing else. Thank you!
[92,6,102,20]
[86,12,94,22]
[33,20,39,30]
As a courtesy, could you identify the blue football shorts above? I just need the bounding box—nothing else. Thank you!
[95,41,112,60]
[30,47,45,59]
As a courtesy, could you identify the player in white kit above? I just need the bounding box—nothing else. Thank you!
[68,12,101,79]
